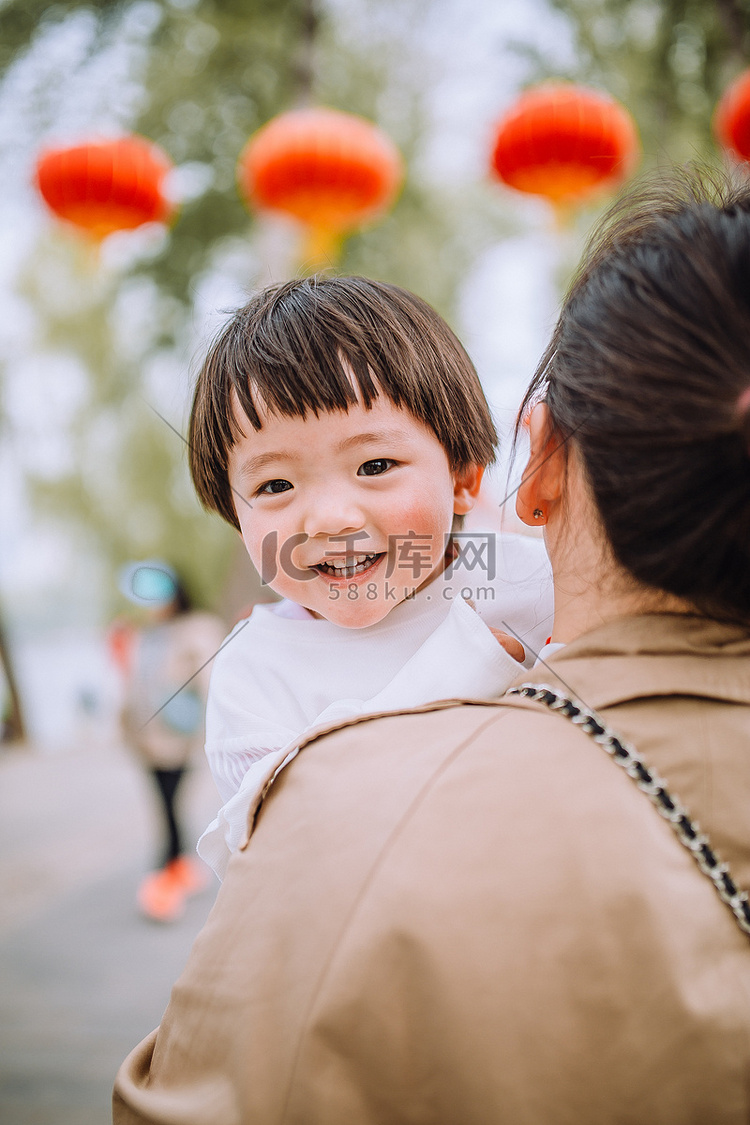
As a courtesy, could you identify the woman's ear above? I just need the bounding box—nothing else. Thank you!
[516,402,565,526]
[453,463,484,515]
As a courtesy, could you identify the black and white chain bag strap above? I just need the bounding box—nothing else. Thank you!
[507,683,750,940]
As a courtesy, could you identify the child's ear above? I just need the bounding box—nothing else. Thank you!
[453,464,484,515]
[516,402,565,526]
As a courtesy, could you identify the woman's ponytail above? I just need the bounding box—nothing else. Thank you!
[518,168,750,625]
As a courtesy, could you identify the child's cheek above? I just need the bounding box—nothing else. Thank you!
[388,496,454,553]
[242,523,280,589]
[243,521,314,599]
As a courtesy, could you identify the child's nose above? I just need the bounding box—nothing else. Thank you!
[302,489,366,539]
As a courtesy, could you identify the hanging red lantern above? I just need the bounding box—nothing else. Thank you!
[714,70,750,162]
[34,135,174,240]
[237,107,403,263]
[490,83,640,209]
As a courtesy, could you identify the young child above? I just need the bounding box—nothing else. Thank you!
[189,276,553,878]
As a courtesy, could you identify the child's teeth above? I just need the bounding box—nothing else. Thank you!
[319,552,377,576]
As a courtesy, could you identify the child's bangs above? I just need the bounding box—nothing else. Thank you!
[227,342,384,437]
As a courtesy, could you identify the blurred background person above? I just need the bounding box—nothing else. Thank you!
[109,560,225,922]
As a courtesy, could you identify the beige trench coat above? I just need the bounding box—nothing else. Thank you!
[114,614,750,1124]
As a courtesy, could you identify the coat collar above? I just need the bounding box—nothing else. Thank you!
[514,613,750,712]
[248,613,750,843]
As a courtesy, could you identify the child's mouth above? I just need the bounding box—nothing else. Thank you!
[313,552,383,580]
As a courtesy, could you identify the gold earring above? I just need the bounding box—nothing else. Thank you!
[533,509,545,520]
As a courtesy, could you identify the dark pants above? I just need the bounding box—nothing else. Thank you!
[150,767,186,867]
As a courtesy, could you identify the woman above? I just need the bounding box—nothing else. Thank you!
[114,172,750,1123]
[112,561,225,922]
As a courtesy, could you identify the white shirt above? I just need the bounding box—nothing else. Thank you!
[199,532,553,879]
[535,640,567,666]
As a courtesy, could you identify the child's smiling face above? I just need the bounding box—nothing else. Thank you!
[227,393,482,628]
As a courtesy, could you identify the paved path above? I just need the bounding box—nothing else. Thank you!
[0,736,221,1125]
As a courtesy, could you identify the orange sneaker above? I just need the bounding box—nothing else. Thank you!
[167,855,210,896]
[137,864,187,923]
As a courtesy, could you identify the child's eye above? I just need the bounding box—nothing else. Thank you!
[358,459,395,477]
[258,479,293,495]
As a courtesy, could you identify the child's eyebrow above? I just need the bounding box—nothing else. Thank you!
[337,428,413,451]
[236,450,296,480]
[237,428,412,480]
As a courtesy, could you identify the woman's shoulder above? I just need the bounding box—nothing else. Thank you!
[259,679,749,947]
[250,698,645,903]
[212,696,749,1120]
[305,692,750,958]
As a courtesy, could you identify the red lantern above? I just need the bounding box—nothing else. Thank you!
[237,107,403,262]
[490,83,640,208]
[35,136,174,240]
[714,70,750,162]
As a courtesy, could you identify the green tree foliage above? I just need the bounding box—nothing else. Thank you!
[1,0,497,616]
[532,0,750,165]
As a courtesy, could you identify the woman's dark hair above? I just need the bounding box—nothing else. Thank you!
[189,276,497,530]
[518,167,750,625]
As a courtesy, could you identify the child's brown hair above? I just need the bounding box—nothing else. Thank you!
[189,276,497,531]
